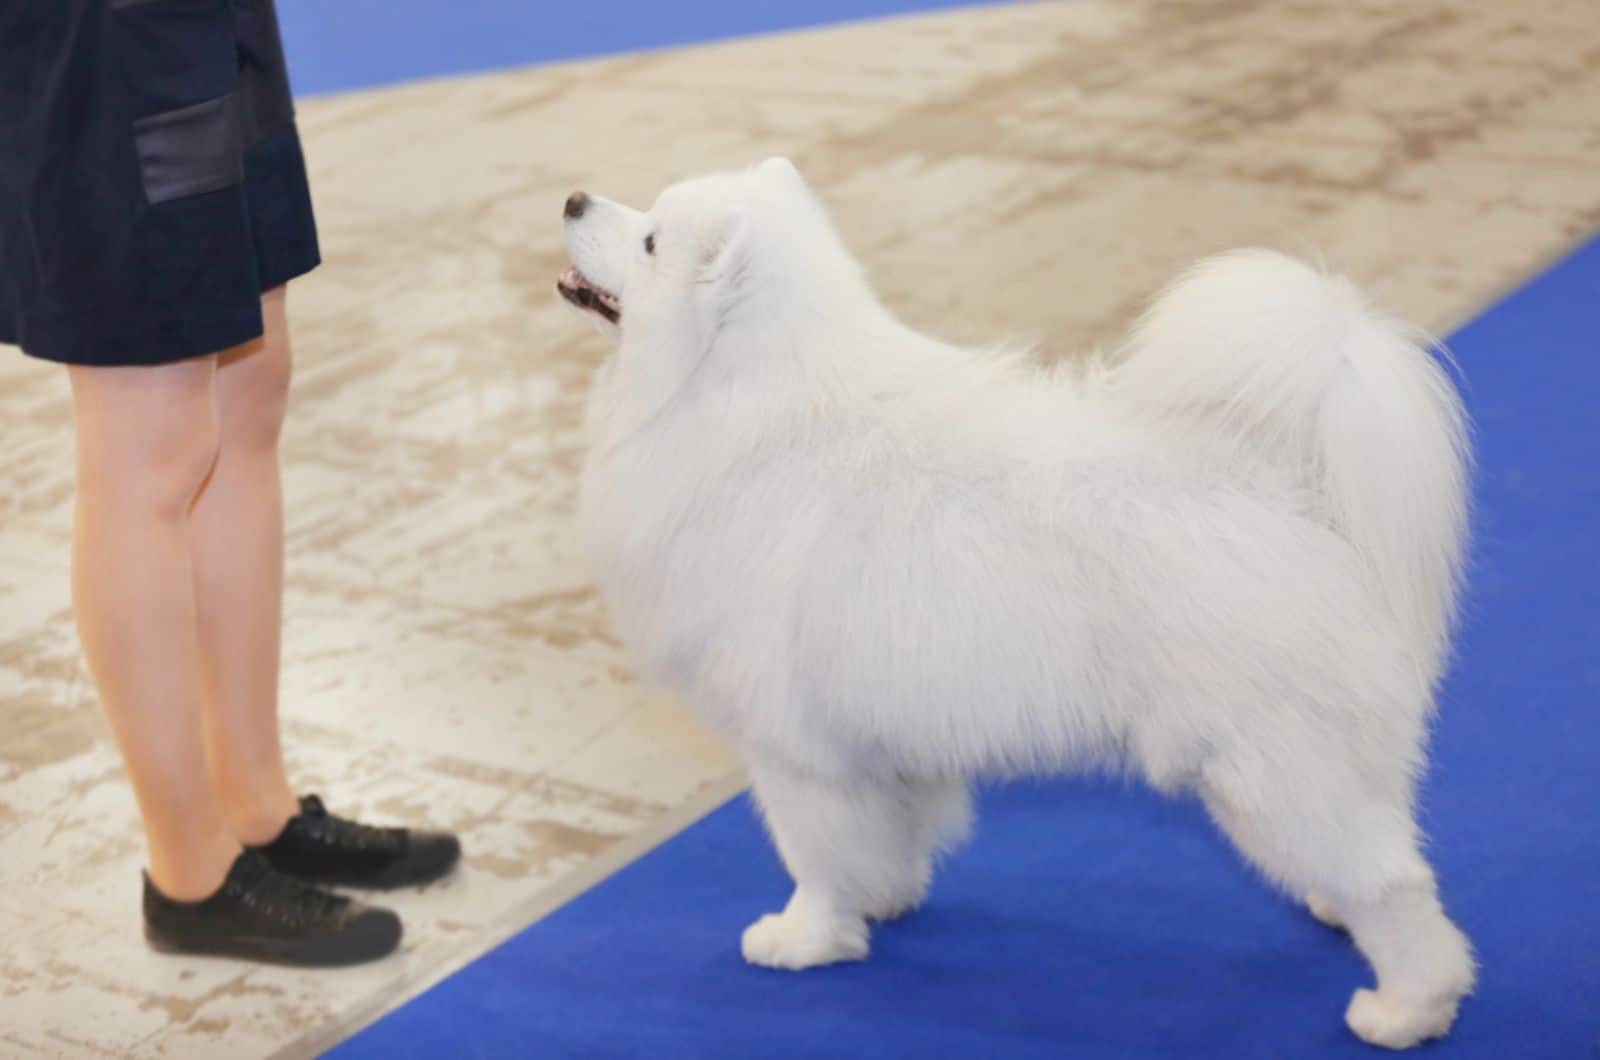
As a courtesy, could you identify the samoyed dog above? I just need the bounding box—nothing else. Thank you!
[557,158,1474,1049]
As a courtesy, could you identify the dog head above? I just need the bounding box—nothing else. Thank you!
[557,157,860,370]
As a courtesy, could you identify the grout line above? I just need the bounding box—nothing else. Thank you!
[268,768,748,1060]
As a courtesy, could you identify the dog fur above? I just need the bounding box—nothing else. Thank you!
[558,158,1475,1049]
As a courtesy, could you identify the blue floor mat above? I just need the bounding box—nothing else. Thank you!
[329,236,1600,1059]
[279,1,1024,97]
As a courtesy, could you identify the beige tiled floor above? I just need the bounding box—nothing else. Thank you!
[3,1,1599,1056]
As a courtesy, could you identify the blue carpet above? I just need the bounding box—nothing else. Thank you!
[278,0,1025,97]
[329,236,1600,1060]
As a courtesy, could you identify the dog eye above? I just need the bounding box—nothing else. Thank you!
[644,233,656,256]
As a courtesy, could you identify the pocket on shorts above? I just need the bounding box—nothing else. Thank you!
[111,0,244,204]
[130,94,243,204]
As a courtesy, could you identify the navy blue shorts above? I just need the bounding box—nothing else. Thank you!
[0,0,319,367]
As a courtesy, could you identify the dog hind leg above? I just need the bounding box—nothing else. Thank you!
[1199,745,1473,1050]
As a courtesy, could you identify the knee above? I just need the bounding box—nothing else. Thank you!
[78,404,221,520]
[145,412,222,518]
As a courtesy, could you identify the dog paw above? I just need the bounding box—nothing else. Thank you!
[741,910,869,970]
[1345,988,1460,1050]
[1306,893,1345,930]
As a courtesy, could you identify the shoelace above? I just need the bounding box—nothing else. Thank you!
[225,855,347,929]
[300,795,405,854]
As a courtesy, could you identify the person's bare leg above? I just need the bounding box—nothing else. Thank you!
[190,285,300,845]
[69,357,241,901]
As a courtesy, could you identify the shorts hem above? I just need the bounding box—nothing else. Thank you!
[259,248,320,296]
[12,307,267,367]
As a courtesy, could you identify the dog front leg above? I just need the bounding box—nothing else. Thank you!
[740,756,937,970]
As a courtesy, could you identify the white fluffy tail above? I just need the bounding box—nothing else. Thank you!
[1119,249,1471,687]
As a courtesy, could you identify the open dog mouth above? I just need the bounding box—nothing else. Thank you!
[557,266,621,325]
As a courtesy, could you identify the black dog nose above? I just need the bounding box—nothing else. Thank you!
[564,191,589,220]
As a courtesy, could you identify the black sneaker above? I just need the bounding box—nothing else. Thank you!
[253,794,461,889]
[143,850,402,966]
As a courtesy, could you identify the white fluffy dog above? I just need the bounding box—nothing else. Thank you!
[557,158,1474,1049]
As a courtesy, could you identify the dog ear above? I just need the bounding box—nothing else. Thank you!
[701,207,751,284]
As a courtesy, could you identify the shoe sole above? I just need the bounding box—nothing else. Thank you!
[144,923,401,967]
[292,857,461,892]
